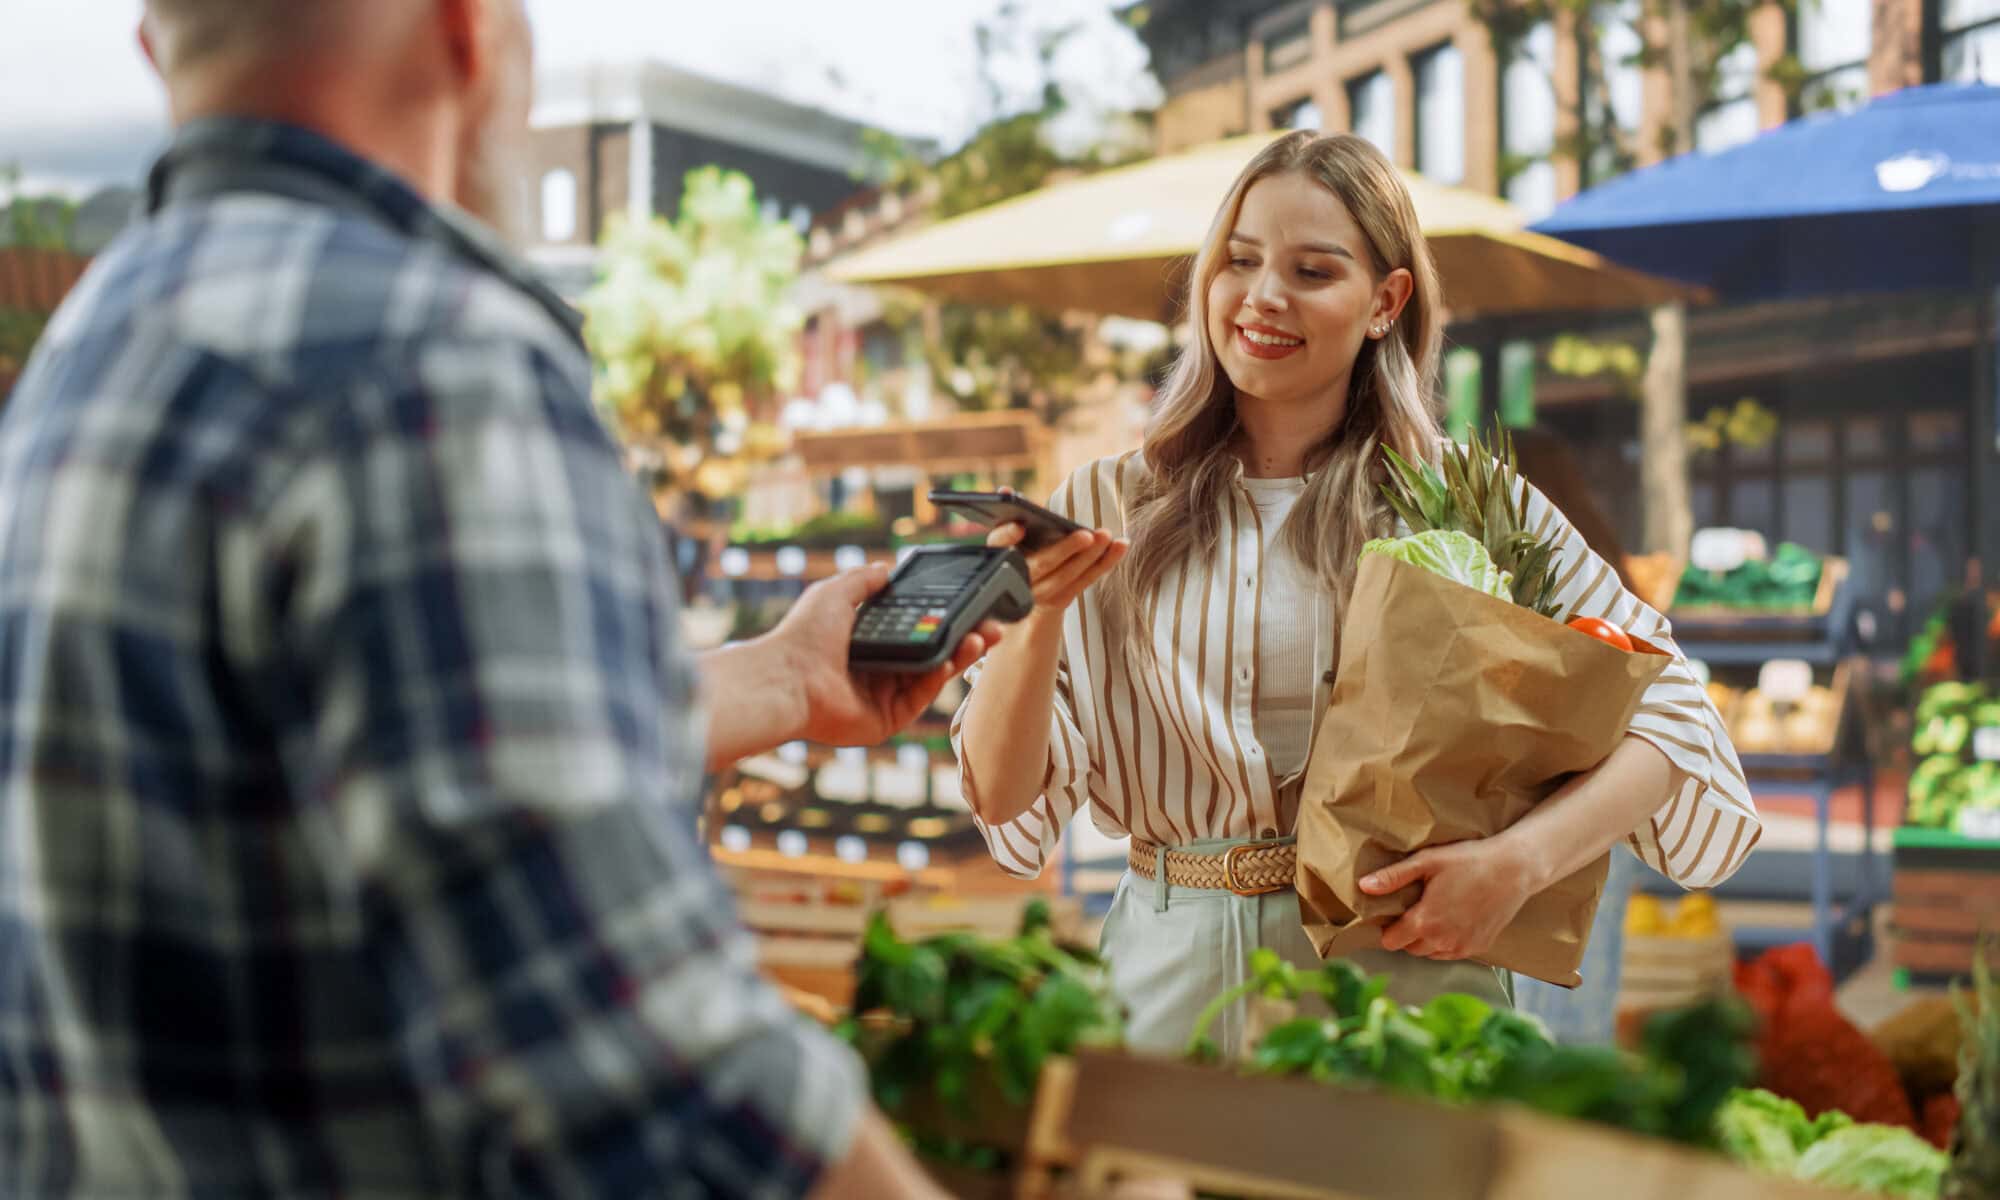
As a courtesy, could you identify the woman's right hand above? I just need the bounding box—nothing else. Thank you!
[986,493,1129,618]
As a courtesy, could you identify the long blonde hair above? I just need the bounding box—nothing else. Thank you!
[1106,130,1444,655]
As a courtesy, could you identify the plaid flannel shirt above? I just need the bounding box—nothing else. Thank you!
[0,118,862,1198]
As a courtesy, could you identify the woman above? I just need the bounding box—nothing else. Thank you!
[952,132,1760,1056]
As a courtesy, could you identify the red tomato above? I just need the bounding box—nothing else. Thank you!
[1566,615,1635,652]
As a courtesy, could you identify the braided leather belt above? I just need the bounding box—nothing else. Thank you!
[1128,838,1296,896]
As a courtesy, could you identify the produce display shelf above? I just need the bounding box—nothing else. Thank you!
[1676,570,1878,979]
[1893,825,2000,851]
[1679,639,1848,667]
[1890,822,2000,985]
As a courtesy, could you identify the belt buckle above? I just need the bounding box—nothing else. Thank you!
[1222,842,1286,896]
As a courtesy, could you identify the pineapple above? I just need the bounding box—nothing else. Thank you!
[1379,428,1568,620]
[1944,938,1998,1200]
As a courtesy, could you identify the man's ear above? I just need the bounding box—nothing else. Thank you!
[138,20,159,71]
[436,0,487,86]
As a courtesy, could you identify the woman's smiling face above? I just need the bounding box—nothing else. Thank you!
[1206,170,1406,416]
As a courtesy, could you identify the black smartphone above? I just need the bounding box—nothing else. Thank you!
[928,489,1089,552]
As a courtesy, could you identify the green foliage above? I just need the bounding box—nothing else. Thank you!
[841,905,1122,1126]
[1686,398,1779,454]
[727,510,890,549]
[580,166,803,495]
[1,164,79,251]
[879,291,1131,423]
[1194,954,1758,1146]
[1673,539,1823,611]
[1546,338,1779,460]
[1945,940,2000,1199]
[0,306,51,375]
[857,2,1158,422]
[1905,682,2000,832]
[1466,0,1783,178]
[1545,334,1645,391]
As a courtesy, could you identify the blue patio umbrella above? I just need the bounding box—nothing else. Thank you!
[1532,82,2000,299]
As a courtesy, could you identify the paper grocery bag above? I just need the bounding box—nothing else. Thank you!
[1295,554,1671,987]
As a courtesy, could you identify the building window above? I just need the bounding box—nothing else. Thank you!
[1502,21,1558,217]
[1583,0,1644,184]
[1694,41,1760,153]
[1348,70,1396,156]
[1942,0,2000,82]
[1263,10,1315,74]
[1798,0,1872,110]
[1273,97,1323,131]
[540,169,578,243]
[1415,42,1466,184]
[790,204,813,233]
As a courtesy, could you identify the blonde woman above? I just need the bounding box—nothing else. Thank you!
[952,131,1760,1056]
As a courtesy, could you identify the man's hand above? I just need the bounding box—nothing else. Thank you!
[1359,837,1539,962]
[775,564,1002,747]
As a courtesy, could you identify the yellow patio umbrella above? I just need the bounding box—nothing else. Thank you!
[827,132,1699,322]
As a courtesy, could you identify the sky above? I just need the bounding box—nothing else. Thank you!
[0,0,1158,198]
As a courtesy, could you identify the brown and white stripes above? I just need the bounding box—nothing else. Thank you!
[950,451,1762,889]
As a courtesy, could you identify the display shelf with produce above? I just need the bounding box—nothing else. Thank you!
[1891,828,2000,986]
[1667,556,1855,667]
[1892,679,2000,985]
[832,911,1980,1198]
[1652,549,1882,978]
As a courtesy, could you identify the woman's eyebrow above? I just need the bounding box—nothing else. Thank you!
[1228,230,1355,260]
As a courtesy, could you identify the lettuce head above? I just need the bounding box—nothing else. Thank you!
[1361,530,1513,602]
[1793,1124,1947,1199]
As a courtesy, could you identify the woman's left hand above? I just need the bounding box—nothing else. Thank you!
[1359,837,1540,961]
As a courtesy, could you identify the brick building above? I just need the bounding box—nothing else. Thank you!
[1135,0,1997,218]
[523,61,892,294]
[1131,0,2000,652]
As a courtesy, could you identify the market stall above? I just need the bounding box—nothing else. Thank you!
[836,905,1995,1199]
[1895,679,2000,984]
[1645,537,1883,977]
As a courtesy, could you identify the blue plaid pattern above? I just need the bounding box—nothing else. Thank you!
[0,119,861,1198]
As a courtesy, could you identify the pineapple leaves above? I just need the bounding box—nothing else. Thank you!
[1376,427,1569,620]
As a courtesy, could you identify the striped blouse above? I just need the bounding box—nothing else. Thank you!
[950,450,1763,889]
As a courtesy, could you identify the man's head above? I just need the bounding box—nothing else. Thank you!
[140,0,535,243]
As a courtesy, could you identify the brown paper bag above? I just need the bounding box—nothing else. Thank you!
[1296,553,1671,987]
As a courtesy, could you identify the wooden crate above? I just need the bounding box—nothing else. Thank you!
[1017,1050,1852,1200]
[888,894,1086,943]
[1616,931,1735,1045]
[1891,827,2000,983]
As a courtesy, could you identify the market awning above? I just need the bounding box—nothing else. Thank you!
[827,132,1699,322]
[1534,82,2000,299]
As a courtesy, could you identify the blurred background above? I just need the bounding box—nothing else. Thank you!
[4,0,1997,1023]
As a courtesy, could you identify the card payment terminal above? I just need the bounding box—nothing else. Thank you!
[848,545,1035,672]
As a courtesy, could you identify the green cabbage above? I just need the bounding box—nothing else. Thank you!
[1713,1088,1851,1173]
[1715,1088,1945,1198]
[1362,530,1513,601]
[1793,1124,1948,1198]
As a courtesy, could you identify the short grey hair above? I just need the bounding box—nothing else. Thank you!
[143,0,333,72]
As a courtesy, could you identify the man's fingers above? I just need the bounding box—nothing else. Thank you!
[948,631,992,677]
[823,563,893,607]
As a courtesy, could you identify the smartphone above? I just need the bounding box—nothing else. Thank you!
[928,489,1089,552]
